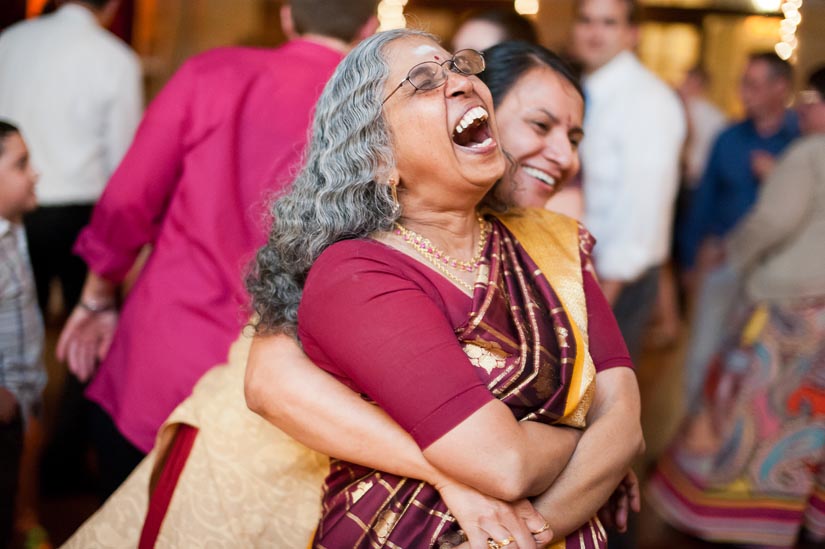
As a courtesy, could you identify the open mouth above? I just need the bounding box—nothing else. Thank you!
[452,106,494,149]
[522,166,557,189]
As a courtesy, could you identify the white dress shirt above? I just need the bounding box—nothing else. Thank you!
[0,4,142,206]
[581,51,686,282]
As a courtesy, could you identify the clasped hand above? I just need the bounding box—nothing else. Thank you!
[437,469,640,548]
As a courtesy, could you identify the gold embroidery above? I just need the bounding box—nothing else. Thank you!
[462,341,507,375]
[476,263,490,284]
[555,326,570,348]
[374,509,399,542]
[532,368,555,401]
[351,480,373,504]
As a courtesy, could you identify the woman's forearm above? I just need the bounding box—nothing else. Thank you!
[246,334,444,485]
[424,400,581,501]
[246,334,579,501]
[530,368,644,540]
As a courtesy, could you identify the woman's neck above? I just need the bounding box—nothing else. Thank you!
[398,207,481,261]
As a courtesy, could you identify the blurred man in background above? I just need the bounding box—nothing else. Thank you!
[572,0,686,362]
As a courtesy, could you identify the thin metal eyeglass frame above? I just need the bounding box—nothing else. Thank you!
[381,49,485,105]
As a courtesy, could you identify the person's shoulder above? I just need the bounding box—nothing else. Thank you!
[497,207,577,232]
[189,46,274,65]
[495,208,586,256]
[313,239,401,271]
[629,60,679,104]
[94,31,140,67]
[783,134,825,162]
[715,119,752,143]
[801,133,825,148]
[177,46,281,83]
[303,239,416,302]
[0,15,42,45]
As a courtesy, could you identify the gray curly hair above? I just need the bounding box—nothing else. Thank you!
[247,29,429,335]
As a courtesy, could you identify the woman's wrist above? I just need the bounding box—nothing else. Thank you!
[78,299,116,313]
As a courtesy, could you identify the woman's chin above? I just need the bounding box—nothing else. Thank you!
[512,184,554,209]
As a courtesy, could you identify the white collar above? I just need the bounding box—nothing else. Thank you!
[56,3,99,27]
[584,50,637,95]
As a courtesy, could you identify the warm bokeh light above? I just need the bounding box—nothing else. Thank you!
[514,0,540,16]
[775,0,803,61]
[26,0,49,18]
[377,0,407,31]
[751,0,782,12]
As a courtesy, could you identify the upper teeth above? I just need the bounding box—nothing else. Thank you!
[523,166,556,187]
[454,106,488,134]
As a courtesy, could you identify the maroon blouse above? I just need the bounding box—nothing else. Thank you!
[298,238,631,450]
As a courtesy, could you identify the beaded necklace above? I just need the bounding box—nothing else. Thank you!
[393,213,490,293]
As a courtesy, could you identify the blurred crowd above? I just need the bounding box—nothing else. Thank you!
[0,0,824,548]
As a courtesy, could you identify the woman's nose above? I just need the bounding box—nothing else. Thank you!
[545,135,573,168]
[444,69,474,97]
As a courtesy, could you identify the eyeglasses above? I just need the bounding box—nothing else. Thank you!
[382,49,486,105]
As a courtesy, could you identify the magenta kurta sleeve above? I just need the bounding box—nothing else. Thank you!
[298,240,495,450]
[75,41,345,452]
[74,60,194,282]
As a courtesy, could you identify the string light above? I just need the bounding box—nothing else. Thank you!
[751,0,782,11]
[775,0,803,61]
[377,0,407,31]
[514,0,540,16]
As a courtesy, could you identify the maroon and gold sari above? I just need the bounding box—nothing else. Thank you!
[313,209,606,549]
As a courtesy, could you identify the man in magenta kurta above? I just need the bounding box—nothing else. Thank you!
[57,0,378,496]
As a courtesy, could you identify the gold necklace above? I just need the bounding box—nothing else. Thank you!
[394,213,489,272]
[394,214,490,293]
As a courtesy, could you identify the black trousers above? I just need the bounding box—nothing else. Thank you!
[23,204,93,315]
[611,266,661,364]
[0,410,22,549]
[607,267,660,549]
[25,205,99,497]
[89,402,145,502]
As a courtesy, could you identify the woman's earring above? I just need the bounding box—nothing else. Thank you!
[389,178,400,216]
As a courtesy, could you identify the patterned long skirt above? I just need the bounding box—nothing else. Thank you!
[647,297,825,547]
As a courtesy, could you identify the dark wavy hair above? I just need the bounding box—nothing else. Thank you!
[0,120,20,157]
[479,41,584,110]
[247,29,420,335]
[291,0,378,43]
[748,51,793,83]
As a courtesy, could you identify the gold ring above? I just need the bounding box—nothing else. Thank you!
[531,521,551,535]
[487,537,513,549]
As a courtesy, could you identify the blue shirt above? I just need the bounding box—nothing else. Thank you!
[679,111,799,268]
